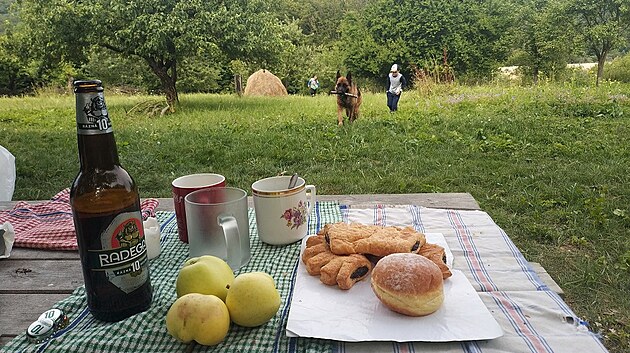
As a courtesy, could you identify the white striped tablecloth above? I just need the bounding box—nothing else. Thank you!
[334,205,607,353]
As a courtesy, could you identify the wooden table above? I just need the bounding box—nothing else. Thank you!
[0,193,561,347]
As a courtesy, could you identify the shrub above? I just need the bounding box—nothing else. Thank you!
[0,55,34,95]
[558,67,595,86]
[604,54,630,83]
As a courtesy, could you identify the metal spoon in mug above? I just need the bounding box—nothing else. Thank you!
[288,173,299,189]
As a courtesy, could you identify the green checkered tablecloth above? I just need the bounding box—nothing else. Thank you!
[1,202,342,353]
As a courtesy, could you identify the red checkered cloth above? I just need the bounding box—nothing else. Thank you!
[0,188,159,250]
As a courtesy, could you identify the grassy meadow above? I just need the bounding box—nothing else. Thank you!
[1,83,629,352]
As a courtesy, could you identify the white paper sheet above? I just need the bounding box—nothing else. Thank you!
[286,233,503,342]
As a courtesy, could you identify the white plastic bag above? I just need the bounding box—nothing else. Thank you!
[0,145,16,201]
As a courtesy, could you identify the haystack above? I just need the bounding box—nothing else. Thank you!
[243,69,288,96]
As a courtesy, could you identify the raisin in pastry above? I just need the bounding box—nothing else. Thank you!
[319,254,373,290]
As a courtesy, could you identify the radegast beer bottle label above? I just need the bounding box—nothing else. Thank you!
[75,91,113,135]
[87,211,149,294]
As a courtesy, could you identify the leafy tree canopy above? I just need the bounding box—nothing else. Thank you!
[14,0,296,109]
[2,0,630,96]
[507,0,575,83]
[566,0,630,85]
[340,0,513,83]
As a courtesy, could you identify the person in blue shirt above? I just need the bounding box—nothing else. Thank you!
[386,64,407,112]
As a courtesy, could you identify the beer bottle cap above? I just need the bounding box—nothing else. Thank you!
[26,318,55,343]
[73,79,103,93]
[38,308,69,331]
[26,309,69,343]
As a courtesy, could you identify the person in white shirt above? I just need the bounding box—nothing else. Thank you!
[386,64,407,112]
[307,75,320,96]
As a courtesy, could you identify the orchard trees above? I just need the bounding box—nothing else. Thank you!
[567,0,630,86]
[15,0,293,110]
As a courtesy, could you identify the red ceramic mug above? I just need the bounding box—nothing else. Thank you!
[172,173,226,243]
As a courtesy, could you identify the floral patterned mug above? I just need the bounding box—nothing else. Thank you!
[252,176,317,245]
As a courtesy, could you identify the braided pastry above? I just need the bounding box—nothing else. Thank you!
[302,234,372,289]
[319,222,426,257]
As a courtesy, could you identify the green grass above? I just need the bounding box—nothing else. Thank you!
[1,83,629,352]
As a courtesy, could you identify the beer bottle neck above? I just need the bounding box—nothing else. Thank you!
[77,133,121,170]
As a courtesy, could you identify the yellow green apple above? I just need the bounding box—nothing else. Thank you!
[225,272,281,327]
[166,293,230,346]
[176,255,235,301]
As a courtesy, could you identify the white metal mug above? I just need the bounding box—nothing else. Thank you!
[252,176,317,245]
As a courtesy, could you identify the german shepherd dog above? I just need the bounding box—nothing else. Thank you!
[334,71,362,126]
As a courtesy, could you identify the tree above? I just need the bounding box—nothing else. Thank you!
[508,0,574,84]
[339,0,512,84]
[270,0,370,46]
[567,0,630,86]
[15,0,293,110]
[0,33,33,95]
[338,12,392,79]
[0,0,15,34]
[263,0,378,94]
